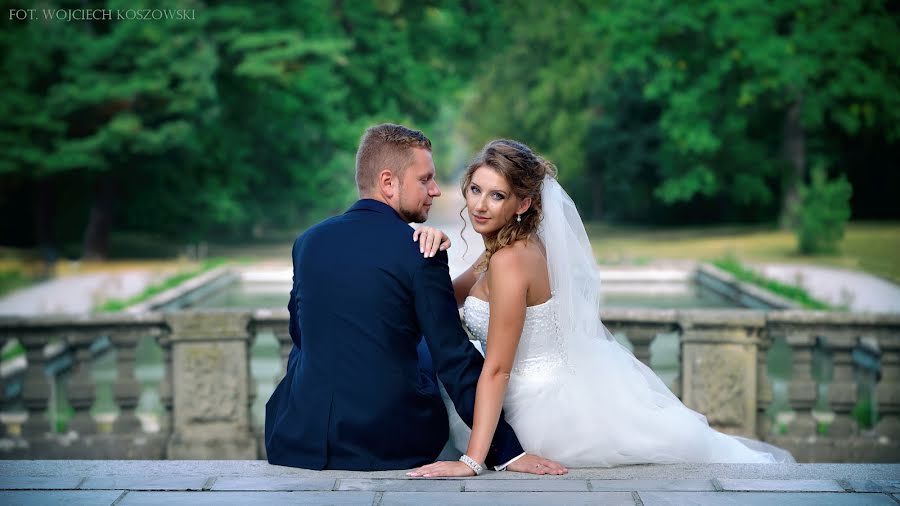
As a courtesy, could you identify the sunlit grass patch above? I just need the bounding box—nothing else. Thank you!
[587,221,900,284]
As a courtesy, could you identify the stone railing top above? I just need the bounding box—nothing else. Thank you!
[251,308,291,322]
[1,307,897,328]
[0,312,167,333]
[766,310,900,326]
[601,308,679,324]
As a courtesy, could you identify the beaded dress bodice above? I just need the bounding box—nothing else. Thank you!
[462,296,568,378]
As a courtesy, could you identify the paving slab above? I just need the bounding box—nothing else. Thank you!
[0,476,84,490]
[209,476,336,491]
[639,491,896,506]
[0,490,124,506]
[380,491,635,505]
[464,479,589,492]
[337,478,462,492]
[845,480,900,493]
[79,476,208,490]
[717,479,845,492]
[117,491,376,505]
[590,479,716,491]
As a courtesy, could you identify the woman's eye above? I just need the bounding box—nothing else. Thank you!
[470,186,480,194]
[492,192,504,200]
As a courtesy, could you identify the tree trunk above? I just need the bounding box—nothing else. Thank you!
[81,175,115,260]
[591,174,604,221]
[34,178,57,274]
[779,97,806,229]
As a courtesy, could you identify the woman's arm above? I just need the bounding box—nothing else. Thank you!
[461,248,528,464]
[407,248,530,478]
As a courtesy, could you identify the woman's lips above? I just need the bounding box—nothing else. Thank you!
[472,215,489,224]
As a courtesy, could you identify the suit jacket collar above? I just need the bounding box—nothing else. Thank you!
[348,198,404,222]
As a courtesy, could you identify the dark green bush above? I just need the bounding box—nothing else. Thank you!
[796,166,852,254]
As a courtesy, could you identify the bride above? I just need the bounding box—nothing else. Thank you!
[408,139,792,477]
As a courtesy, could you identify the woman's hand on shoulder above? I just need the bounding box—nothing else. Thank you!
[412,226,451,258]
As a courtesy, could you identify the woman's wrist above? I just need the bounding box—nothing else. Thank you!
[458,454,484,475]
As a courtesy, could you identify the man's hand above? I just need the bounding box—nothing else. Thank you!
[406,460,475,478]
[505,454,568,475]
[412,226,451,258]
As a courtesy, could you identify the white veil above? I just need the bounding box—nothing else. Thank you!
[537,176,614,350]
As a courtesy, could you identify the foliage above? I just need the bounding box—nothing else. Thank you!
[711,256,831,310]
[1,0,500,255]
[459,1,601,189]
[852,395,879,430]
[796,166,852,254]
[0,269,32,297]
[601,0,900,212]
[1,1,898,254]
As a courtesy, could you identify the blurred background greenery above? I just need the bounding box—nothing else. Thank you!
[1,0,898,265]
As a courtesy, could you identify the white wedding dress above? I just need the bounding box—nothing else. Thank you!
[452,295,791,466]
[443,176,792,467]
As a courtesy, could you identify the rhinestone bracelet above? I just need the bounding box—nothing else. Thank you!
[459,454,484,476]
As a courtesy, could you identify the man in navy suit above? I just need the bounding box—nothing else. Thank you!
[265,124,564,474]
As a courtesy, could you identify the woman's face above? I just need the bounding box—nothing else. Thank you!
[465,166,528,236]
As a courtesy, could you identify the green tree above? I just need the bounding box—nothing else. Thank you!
[602,0,900,226]
[460,1,601,193]
[1,0,218,258]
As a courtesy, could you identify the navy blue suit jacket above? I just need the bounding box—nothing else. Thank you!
[265,199,524,470]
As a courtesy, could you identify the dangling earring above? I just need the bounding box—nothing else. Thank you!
[516,214,522,223]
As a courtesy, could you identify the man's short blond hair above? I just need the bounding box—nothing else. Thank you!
[355,124,432,195]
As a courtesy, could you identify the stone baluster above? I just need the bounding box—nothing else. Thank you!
[823,335,858,437]
[110,330,144,434]
[155,334,174,436]
[670,327,684,399]
[65,333,98,435]
[0,337,7,437]
[250,310,293,381]
[165,310,257,459]
[679,310,764,437]
[603,308,678,384]
[19,333,52,436]
[755,332,774,438]
[876,333,900,439]
[784,331,818,437]
[626,328,655,368]
[246,329,258,431]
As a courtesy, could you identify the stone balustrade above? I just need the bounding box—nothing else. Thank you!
[0,308,898,462]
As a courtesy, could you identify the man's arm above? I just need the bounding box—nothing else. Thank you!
[412,251,523,467]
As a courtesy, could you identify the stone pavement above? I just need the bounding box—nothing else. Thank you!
[0,461,897,505]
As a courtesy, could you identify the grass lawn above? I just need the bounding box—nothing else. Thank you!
[586,221,900,284]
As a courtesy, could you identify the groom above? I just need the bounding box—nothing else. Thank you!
[265,123,563,474]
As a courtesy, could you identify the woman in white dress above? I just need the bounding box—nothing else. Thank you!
[408,140,792,478]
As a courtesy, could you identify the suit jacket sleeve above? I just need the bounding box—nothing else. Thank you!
[413,251,524,466]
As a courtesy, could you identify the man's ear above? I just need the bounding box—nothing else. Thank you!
[517,196,532,215]
[378,169,396,199]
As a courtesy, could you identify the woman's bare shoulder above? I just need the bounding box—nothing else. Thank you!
[489,239,545,272]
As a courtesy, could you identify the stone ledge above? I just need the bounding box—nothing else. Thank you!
[1,462,897,506]
[1,461,897,481]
